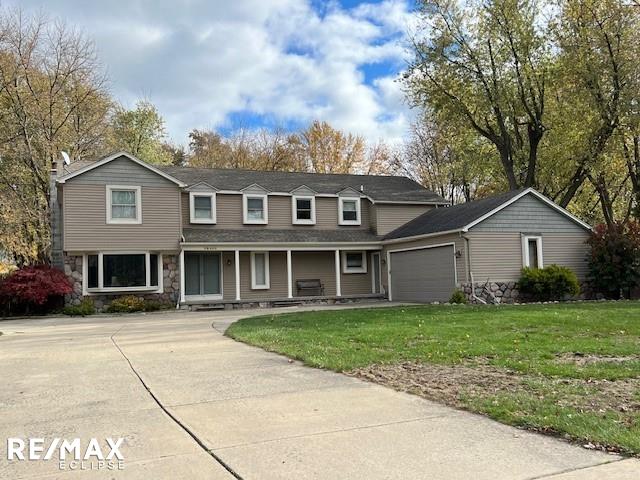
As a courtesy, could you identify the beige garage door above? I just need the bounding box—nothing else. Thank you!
[390,245,456,302]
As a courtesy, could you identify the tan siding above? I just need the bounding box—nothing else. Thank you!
[292,251,337,296]
[67,157,176,187]
[63,183,181,251]
[182,194,373,230]
[382,233,467,292]
[375,204,434,236]
[467,231,590,282]
[341,251,373,295]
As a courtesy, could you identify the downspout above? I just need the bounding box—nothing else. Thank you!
[463,235,487,305]
[176,235,185,309]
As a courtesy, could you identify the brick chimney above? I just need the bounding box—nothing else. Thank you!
[49,157,63,268]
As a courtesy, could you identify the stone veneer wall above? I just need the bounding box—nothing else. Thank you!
[461,281,591,304]
[64,254,180,311]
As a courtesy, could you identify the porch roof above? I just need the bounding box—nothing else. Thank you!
[182,228,381,244]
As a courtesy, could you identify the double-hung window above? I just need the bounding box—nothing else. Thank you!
[189,192,216,224]
[342,251,367,273]
[251,252,270,289]
[292,196,316,224]
[85,253,161,292]
[106,186,141,224]
[522,235,543,269]
[339,197,361,225]
[243,194,268,224]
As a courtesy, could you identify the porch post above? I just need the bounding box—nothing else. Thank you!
[287,249,293,298]
[234,250,241,301]
[335,249,341,297]
[179,250,185,304]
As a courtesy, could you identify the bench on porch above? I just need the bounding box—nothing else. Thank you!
[296,279,324,297]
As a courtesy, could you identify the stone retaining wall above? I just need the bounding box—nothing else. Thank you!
[64,254,179,312]
[461,281,591,304]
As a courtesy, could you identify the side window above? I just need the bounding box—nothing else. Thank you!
[251,252,270,289]
[342,251,367,273]
[522,236,543,268]
[106,186,141,224]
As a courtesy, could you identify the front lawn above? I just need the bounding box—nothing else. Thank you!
[226,302,640,455]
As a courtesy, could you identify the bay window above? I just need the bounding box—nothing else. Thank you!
[85,253,162,292]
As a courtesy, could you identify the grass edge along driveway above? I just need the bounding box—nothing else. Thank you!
[226,302,640,456]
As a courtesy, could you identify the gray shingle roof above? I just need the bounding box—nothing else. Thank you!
[183,228,381,244]
[159,166,447,203]
[384,189,527,240]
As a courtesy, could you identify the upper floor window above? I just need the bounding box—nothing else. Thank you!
[522,235,543,269]
[338,197,361,225]
[243,194,268,224]
[106,185,141,224]
[189,192,216,224]
[292,195,316,225]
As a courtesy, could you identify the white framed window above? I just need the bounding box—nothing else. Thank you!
[84,252,162,293]
[342,251,367,274]
[338,197,361,225]
[522,235,544,269]
[106,185,141,224]
[243,194,268,224]
[292,195,316,225]
[189,192,216,224]
[250,252,270,289]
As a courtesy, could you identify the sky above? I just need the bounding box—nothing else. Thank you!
[9,0,420,146]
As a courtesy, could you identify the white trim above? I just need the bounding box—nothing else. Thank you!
[189,192,217,224]
[243,193,268,224]
[292,195,316,225]
[371,252,382,294]
[84,251,163,294]
[57,151,186,186]
[240,183,269,193]
[234,250,241,301]
[182,242,382,251]
[375,200,450,206]
[386,242,457,302]
[179,250,186,303]
[286,250,293,298]
[250,251,270,289]
[290,184,318,195]
[463,188,592,232]
[338,197,361,225]
[183,252,224,301]
[342,251,367,274]
[106,185,142,224]
[522,235,544,268]
[334,250,341,296]
[383,229,463,245]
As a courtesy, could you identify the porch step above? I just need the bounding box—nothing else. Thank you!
[191,304,226,311]
[272,301,303,307]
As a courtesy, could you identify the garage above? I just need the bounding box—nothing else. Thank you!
[389,244,456,302]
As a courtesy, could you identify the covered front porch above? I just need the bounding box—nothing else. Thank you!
[178,245,384,306]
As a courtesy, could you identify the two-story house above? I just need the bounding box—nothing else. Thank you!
[53,152,592,309]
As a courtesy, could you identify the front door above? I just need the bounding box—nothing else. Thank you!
[185,252,222,298]
[372,252,381,294]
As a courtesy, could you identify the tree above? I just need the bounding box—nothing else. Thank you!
[298,120,365,173]
[405,0,550,191]
[109,100,172,165]
[0,9,111,265]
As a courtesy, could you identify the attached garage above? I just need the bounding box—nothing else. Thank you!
[389,244,457,302]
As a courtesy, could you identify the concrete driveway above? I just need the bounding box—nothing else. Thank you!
[0,306,637,479]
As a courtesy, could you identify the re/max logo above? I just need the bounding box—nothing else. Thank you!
[7,437,124,461]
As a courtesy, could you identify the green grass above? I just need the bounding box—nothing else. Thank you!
[227,302,640,454]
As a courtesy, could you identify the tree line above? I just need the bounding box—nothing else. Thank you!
[1,1,639,267]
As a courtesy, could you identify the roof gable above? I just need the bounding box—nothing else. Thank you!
[57,152,186,187]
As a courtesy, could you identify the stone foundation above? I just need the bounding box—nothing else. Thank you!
[64,254,180,312]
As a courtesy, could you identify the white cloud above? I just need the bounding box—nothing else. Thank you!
[10,0,416,145]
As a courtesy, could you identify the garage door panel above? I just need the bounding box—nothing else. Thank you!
[390,246,456,302]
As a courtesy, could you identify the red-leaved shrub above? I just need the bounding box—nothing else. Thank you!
[0,265,72,312]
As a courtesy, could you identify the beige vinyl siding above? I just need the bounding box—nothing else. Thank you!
[467,231,589,282]
[375,204,434,236]
[63,183,181,251]
[382,232,467,292]
[182,193,372,230]
[67,156,176,187]
[341,251,373,295]
[292,251,337,296]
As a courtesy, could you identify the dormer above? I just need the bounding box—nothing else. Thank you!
[186,182,218,224]
[337,187,362,226]
[290,185,317,225]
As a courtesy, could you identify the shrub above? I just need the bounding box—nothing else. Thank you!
[0,265,72,315]
[142,299,171,311]
[106,295,146,313]
[63,298,95,316]
[586,222,640,299]
[519,265,580,301]
[449,289,468,304]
